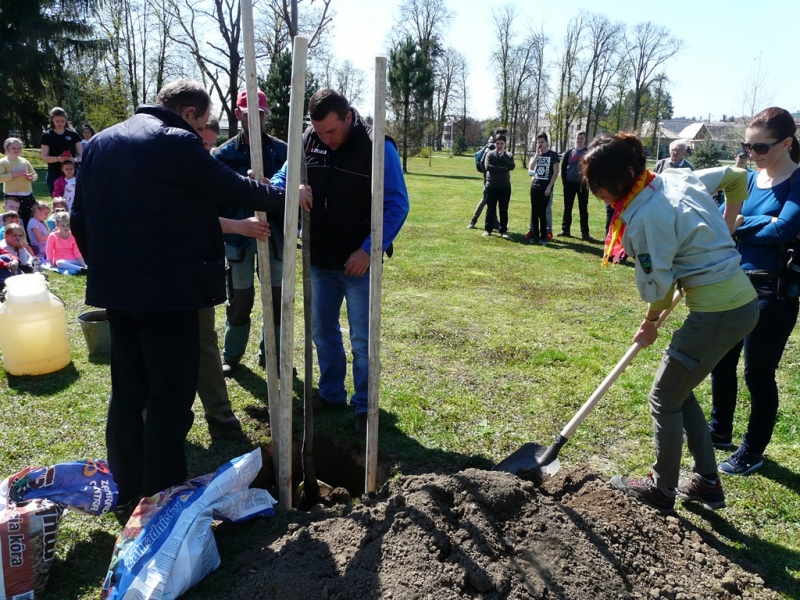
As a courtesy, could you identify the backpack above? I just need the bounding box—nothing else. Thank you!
[475,146,488,173]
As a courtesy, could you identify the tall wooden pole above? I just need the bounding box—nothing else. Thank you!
[279,35,309,508]
[241,0,282,492]
[365,57,386,494]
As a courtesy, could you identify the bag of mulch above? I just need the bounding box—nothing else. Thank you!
[0,459,118,600]
[101,449,276,600]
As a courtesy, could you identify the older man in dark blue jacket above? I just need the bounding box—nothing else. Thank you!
[72,79,311,507]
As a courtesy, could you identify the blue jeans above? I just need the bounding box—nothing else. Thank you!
[311,266,370,414]
[711,294,798,455]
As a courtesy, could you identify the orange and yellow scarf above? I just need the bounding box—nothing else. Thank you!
[602,170,656,267]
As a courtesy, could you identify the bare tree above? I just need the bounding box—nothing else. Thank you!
[456,51,469,144]
[507,29,545,154]
[490,4,517,126]
[433,47,465,150]
[92,0,183,112]
[257,0,333,64]
[582,13,624,140]
[740,53,774,119]
[150,0,185,96]
[164,0,242,136]
[622,21,681,131]
[392,0,454,63]
[166,0,333,137]
[311,46,337,89]
[607,61,632,132]
[335,59,366,107]
[552,12,589,152]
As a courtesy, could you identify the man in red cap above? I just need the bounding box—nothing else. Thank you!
[214,88,288,377]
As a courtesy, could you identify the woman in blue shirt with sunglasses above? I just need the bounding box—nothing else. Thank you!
[710,106,800,475]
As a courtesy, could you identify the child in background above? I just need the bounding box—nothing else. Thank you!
[2,197,21,217]
[0,196,25,239]
[52,159,77,211]
[1,209,20,238]
[47,199,67,231]
[0,138,38,230]
[1,212,36,258]
[27,202,51,258]
[1,223,38,273]
[0,246,20,288]
[46,212,86,274]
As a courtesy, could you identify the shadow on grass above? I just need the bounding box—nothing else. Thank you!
[230,364,304,406]
[409,171,482,182]
[682,503,800,598]
[87,354,111,366]
[759,458,800,496]
[44,528,118,600]
[6,362,80,396]
[500,234,608,263]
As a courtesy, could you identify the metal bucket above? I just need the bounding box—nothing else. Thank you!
[77,309,111,356]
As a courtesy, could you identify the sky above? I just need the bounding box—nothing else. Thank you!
[322,0,799,122]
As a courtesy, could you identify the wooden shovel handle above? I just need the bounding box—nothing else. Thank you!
[559,289,683,441]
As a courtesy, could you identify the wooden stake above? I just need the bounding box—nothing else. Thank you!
[366,57,387,494]
[241,0,281,493]
[279,35,309,508]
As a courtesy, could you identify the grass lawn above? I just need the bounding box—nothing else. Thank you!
[1,151,799,599]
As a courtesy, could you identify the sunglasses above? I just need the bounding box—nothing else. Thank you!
[741,140,782,155]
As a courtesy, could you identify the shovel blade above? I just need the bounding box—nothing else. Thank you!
[492,442,560,476]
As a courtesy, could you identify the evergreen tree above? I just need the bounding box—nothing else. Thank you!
[388,37,434,172]
[0,0,101,143]
[261,50,318,141]
[691,138,723,169]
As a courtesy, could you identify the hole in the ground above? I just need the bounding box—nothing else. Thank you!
[252,435,389,510]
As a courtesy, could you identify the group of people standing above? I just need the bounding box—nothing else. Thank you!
[469,129,594,245]
[71,80,409,509]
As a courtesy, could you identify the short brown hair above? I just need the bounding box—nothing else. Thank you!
[582,133,646,198]
[205,116,220,134]
[157,80,211,118]
[308,89,350,121]
[1,210,19,223]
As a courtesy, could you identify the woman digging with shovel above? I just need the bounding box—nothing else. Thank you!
[582,133,759,512]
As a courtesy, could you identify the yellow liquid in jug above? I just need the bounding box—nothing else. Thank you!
[0,285,72,376]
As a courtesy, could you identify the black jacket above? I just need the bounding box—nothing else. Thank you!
[72,104,286,311]
[304,109,378,269]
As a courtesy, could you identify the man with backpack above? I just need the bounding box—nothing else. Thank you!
[468,128,507,230]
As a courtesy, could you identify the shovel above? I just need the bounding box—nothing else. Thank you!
[493,289,683,477]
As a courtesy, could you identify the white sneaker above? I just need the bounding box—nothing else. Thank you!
[482,231,490,237]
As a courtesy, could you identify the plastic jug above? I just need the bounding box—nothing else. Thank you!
[0,274,72,375]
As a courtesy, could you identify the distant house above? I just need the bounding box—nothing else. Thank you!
[640,121,682,158]
[642,119,747,159]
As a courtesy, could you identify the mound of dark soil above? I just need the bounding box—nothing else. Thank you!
[228,468,776,599]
